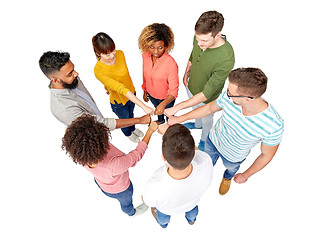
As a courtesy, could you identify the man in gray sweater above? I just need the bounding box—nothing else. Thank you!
[39,51,150,141]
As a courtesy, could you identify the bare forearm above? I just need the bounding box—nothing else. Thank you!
[180,100,221,122]
[234,144,279,183]
[172,92,207,114]
[183,61,192,86]
[243,153,273,179]
[126,91,153,114]
[161,94,175,107]
[141,121,158,144]
[126,91,146,109]
[115,118,139,128]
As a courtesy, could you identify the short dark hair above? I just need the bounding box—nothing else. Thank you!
[162,124,195,170]
[195,10,224,37]
[92,32,115,59]
[39,51,70,78]
[229,68,268,98]
[62,114,111,166]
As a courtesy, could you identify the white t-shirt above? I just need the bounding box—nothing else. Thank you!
[143,150,213,215]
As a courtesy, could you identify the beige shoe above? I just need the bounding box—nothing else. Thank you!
[133,128,144,137]
[219,177,231,195]
[128,132,140,143]
[129,203,148,218]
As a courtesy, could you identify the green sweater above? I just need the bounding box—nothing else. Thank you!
[188,35,235,104]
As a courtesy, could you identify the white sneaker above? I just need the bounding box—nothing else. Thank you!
[129,203,149,218]
[128,132,140,143]
[133,128,144,137]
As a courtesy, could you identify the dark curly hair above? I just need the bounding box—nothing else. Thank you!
[62,114,111,166]
[138,23,175,53]
[162,124,195,170]
[229,68,268,99]
[39,51,70,78]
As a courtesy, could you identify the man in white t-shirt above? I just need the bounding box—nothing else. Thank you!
[142,124,213,228]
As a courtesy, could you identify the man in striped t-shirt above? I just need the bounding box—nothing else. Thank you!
[167,68,284,195]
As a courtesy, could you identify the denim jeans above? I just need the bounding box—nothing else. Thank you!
[186,88,214,141]
[205,135,245,179]
[110,99,135,137]
[156,206,198,228]
[94,180,135,216]
[147,93,175,123]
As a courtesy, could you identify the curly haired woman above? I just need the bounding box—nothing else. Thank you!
[138,23,179,124]
[62,114,158,217]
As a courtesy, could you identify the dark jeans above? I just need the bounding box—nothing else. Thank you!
[95,179,135,216]
[110,99,135,136]
[147,93,175,123]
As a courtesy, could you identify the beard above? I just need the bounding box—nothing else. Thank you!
[61,76,79,89]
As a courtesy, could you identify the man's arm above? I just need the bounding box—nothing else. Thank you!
[183,61,192,87]
[164,92,207,117]
[233,143,280,184]
[167,99,222,125]
[115,114,151,129]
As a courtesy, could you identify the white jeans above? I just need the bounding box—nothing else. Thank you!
[186,87,214,141]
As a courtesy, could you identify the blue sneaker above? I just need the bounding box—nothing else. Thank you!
[183,122,202,130]
[198,141,205,151]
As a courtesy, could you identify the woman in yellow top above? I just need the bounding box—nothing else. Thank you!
[92,32,153,143]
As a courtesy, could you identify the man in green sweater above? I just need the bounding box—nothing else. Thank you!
[165,10,235,151]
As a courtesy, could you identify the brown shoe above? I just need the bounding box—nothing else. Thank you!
[151,207,167,229]
[151,207,157,220]
[219,177,231,195]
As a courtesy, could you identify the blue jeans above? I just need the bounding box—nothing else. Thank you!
[156,206,198,228]
[110,99,135,137]
[186,88,214,141]
[147,93,175,123]
[95,180,135,216]
[205,135,245,179]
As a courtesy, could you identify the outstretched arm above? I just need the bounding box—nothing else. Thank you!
[115,114,151,129]
[167,99,222,125]
[164,92,207,117]
[126,91,154,115]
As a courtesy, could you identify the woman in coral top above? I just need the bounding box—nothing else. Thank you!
[92,32,153,143]
[138,23,179,124]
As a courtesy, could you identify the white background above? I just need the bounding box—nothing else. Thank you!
[1,0,322,239]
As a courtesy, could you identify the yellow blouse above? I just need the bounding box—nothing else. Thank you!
[94,50,135,105]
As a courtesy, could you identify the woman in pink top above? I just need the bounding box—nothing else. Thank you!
[138,23,179,124]
[62,114,158,217]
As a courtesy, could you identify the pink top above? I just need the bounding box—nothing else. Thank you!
[84,141,148,194]
[142,51,179,100]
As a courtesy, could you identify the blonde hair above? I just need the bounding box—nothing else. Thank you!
[138,23,174,53]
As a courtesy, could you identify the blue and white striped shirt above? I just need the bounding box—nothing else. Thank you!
[209,90,284,163]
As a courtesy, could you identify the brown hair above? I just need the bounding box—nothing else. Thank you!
[92,32,115,59]
[138,23,174,53]
[229,68,268,98]
[62,114,111,166]
[195,11,224,37]
[162,124,195,170]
